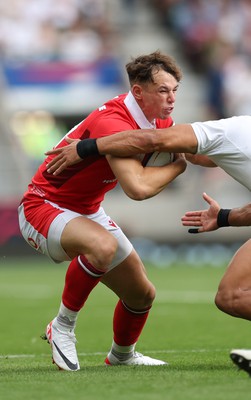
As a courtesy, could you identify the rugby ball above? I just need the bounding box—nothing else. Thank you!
[141,151,174,167]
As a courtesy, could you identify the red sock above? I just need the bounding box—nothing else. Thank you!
[113,300,150,346]
[62,255,104,311]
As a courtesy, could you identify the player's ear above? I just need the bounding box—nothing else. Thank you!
[131,84,143,100]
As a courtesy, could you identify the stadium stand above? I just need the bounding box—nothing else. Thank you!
[0,0,250,254]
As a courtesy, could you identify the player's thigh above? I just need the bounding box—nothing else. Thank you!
[218,239,251,290]
[101,249,155,309]
[60,216,118,264]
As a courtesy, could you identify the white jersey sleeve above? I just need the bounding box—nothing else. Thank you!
[191,116,251,191]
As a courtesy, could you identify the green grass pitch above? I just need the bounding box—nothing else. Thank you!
[0,256,251,400]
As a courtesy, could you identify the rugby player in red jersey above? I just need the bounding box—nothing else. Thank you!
[46,113,251,376]
[18,51,186,370]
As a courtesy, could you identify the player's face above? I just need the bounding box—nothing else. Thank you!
[135,69,179,122]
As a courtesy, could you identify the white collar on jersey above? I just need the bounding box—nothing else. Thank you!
[124,91,156,129]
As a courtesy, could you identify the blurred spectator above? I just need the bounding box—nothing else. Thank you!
[10,110,66,169]
[152,0,219,72]
[0,0,118,63]
[58,16,103,63]
[151,0,251,118]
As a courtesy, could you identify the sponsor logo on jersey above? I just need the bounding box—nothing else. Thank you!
[108,219,117,228]
[30,184,46,197]
[103,178,117,184]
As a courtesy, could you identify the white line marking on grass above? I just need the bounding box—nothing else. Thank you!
[0,287,216,302]
[156,290,215,304]
[0,354,36,359]
[0,349,227,359]
[0,284,53,299]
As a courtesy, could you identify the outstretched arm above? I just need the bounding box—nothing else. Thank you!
[45,124,197,175]
[181,192,251,233]
[96,124,197,156]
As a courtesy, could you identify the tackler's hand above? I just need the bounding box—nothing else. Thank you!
[45,137,81,175]
[181,192,220,233]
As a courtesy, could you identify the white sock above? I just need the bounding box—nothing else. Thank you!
[110,340,136,359]
[111,340,136,353]
[55,302,79,330]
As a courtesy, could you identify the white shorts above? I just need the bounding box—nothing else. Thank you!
[18,201,133,270]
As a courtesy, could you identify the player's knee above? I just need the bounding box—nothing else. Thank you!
[215,287,239,316]
[91,235,118,271]
[145,283,156,307]
[215,289,226,312]
[134,282,156,309]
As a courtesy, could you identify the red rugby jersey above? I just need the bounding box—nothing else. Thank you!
[21,93,174,214]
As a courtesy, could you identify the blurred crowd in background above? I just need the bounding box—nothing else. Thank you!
[152,0,251,118]
[0,0,250,253]
[0,0,117,63]
[2,0,251,155]
[1,0,251,147]
[0,0,124,166]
